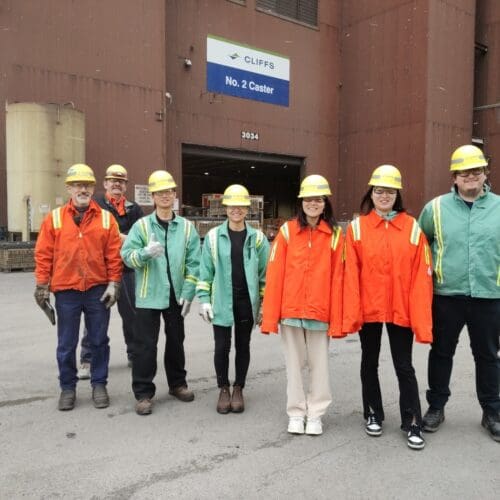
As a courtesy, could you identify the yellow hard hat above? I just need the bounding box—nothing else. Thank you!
[105,164,128,181]
[65,163,96,184]
[368,165,402,189]
[450,145,488,171]
[222,184,251,206]
[298,174,331,198]
[148,170,177,193]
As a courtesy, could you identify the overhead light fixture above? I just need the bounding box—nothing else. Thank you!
[283,164,288,169]
[204,172,209,176]
[250,165,255,169]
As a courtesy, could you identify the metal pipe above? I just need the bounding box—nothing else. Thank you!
[473,102,500,111]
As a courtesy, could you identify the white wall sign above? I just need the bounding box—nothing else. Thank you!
[135,185,154,206]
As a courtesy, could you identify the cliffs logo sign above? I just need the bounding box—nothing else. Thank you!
[207,34,290,107]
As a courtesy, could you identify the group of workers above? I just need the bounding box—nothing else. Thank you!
[34,144,500,451]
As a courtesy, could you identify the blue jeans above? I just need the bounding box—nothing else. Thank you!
[55,285,110,390]
[80,272,137,363]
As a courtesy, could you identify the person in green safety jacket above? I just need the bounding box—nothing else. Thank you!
[196,184,270,414]
[418,144,500,442]
[121,170,200,416]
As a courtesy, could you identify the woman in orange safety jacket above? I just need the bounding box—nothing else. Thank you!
[343,165,433,451]
[261,174,344,436]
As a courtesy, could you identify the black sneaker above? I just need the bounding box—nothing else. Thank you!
[365,413,383,437]
[481,412,500,442]
[422,407,445,432]
[407,424,425,450]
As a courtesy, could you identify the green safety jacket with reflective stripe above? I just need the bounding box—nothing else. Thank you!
[418,185,500,298]
[196,220,270,327]
[121,212,200,309]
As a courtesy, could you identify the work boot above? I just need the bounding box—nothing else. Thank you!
[230,385,244,413]
[481,412,500,442]
[77,362,90,380]
[58,389,76,411]
[92,384,109,409]
[216,386,231,414]
[135,399,153,415]
[422,407,445,432]
[169,385,194,402]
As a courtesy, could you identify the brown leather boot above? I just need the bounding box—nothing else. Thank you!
[230,385,244,413]
[217,386,231,414]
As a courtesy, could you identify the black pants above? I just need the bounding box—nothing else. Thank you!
[117,271,138,360]
[359,322,422,429]
[80,271,137,362]
[426,295,500,415]
[213,295,253,388]
[132,301,187,400]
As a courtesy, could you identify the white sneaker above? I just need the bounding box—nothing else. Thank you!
[77,363,90,380]
[365,413,383,437]
[407,424,425,450]
[287,416,305,434]
[305,417,323,435]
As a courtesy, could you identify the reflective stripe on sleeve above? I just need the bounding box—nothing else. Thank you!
[432,196,444,284]
[52,208,62,229]
[331,226,342,250]
[351,217,361,241]
[410,220,421,245]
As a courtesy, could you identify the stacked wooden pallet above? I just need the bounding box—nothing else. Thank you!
[0,242,35,272]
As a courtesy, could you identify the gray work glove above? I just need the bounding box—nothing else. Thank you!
[144,233,164,258]
[100,281,121,309]
[34,284,50,307]
[199,303,214,323]
[179,298,192,318]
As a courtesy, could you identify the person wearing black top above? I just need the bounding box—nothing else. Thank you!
[197,185,269,413]
[78,165,143,376]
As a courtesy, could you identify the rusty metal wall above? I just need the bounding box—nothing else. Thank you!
[424,0,476,201]
[163,0,342,209]
[474,0,500,189]
[1,1,497,227]
[0,0,166,228]
[339,0,476,219]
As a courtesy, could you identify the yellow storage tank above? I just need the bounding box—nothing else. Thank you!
[6,102,85,240]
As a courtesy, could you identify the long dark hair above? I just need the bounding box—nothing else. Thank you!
[297,197,338,230]
[360,187,405,215]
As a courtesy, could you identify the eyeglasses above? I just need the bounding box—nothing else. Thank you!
[302,197,325,204]
[154,189,176,197]
[455,168,485,178]
[108,179,127,185]
[373,188,397,196]
[69,183,94,190]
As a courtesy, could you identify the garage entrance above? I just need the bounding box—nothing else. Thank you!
[181,144,303,239]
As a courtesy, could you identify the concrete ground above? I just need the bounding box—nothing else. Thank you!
[0,272,498,499]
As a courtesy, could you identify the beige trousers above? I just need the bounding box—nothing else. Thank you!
[280,324,332,419]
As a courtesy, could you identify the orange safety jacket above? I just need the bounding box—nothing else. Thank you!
[342,210,433,343]
[35,200,123,292]
[261,218,344,337]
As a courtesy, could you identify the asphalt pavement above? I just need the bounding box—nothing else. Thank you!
[0,272,498,499]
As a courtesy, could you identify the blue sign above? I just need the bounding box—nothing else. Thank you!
[206,35,290,107]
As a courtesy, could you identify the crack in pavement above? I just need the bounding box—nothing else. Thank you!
[0,396,51,408]
[256,439,352,492]
[103,451,239,499]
